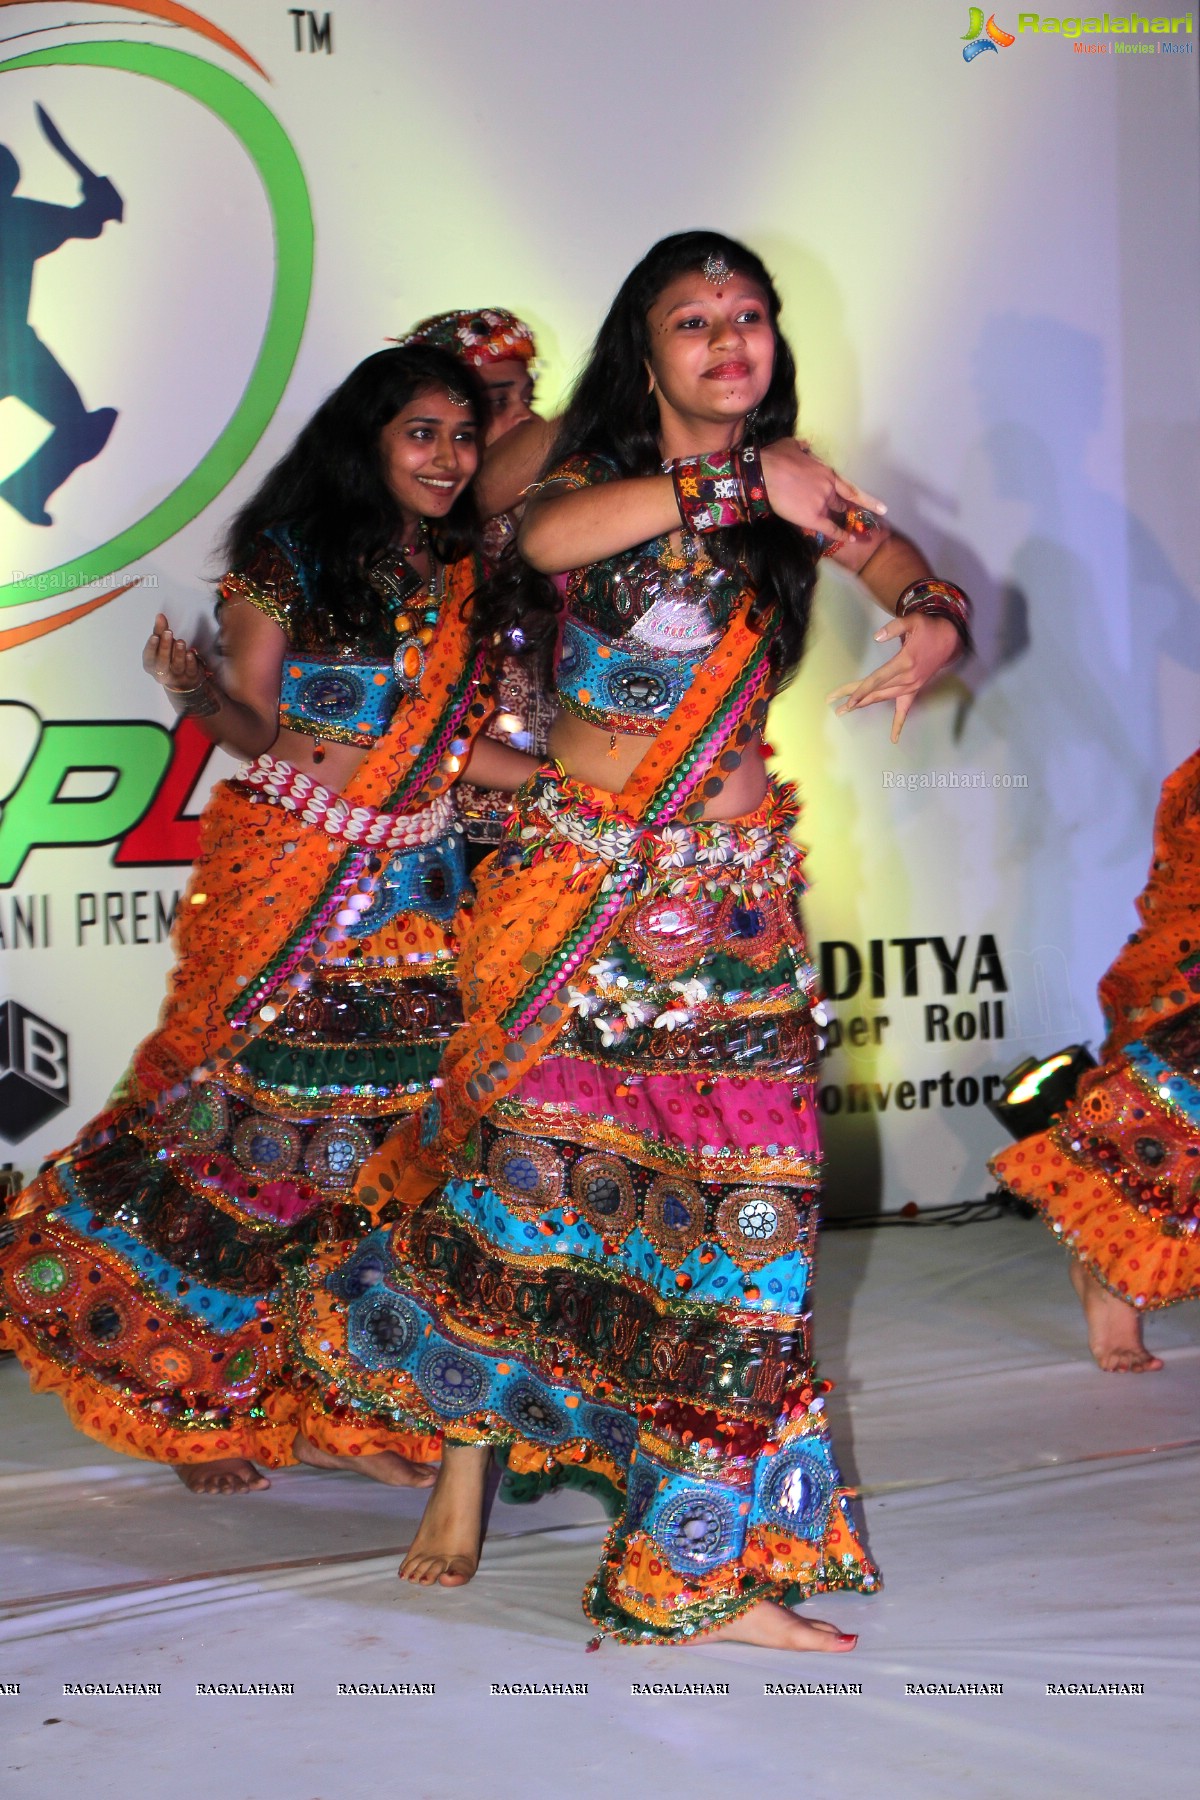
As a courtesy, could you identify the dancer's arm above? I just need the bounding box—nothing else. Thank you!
[142,604,284,757]
[519,439,878,572]
[475,415,557,519]
[461,734,539,790]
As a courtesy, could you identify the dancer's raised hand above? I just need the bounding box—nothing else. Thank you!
[760,439,885,540]
[827,612,961,744]
[143,613,210,692]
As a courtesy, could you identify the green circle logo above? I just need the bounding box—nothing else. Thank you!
[0,41,313,612]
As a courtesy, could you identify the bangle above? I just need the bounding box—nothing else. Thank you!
[813,506,881,561]
[895,578,973,653]
[163,674,221,717]
[667,447,772,533]
[812,533,846,560]
[737,444,772,523]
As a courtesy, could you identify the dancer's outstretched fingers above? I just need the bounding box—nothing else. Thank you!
[889,690,916,743]
[832,472,887,515]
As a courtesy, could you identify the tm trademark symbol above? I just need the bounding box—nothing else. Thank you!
[288,9,333,53]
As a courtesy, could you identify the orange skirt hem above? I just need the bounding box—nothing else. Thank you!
[0,1315,301,1467]
[991,1133,1200,1310]
[294,1400,440,1467]
[0,1314,451,1468]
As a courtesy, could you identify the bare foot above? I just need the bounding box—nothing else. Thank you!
[293,1432,437,1488]
[398,1443,488,1587]
[701,1601,857,1652]
[174,1458,270,1495]
[1069,1260,1163,1372]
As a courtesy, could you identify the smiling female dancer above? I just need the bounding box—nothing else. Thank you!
[0,345,536,1494]
[286,234,971,1647]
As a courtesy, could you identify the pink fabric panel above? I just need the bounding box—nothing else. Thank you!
[510,1055,821,1159]
[179,1155,323,1228]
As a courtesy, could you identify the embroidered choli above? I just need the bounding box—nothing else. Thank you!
[543,454,749,738]
[219,529,420,747]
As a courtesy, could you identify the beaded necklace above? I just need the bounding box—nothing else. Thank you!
[371,525,446,696]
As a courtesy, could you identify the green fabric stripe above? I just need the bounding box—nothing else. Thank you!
[236,1036,446,1092]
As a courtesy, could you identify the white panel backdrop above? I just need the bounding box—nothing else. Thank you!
[1,0,1197,1212]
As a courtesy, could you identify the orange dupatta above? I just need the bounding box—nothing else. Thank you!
[115,555,489,1125]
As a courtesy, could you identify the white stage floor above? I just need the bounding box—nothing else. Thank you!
[2,1216,1197,1800]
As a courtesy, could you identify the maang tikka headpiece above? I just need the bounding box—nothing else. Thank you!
[702,251,732,286]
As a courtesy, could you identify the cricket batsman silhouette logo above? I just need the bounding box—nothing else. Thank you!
[0,105,123,525]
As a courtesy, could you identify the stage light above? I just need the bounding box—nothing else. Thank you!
[987,1044,1097,1139]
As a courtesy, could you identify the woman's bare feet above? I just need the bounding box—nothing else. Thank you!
[398,1442,488,1587]
[293,1432,437,1487]
[174,1458,270,1495]
[702,1601,857,1652]
[1069,1259,1163,1372]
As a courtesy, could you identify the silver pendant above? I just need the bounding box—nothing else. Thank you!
[392,636,426,692]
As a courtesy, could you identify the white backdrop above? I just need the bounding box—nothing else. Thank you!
[1,0,1197,1212]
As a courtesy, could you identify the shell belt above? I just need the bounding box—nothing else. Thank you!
[239,754,459,849]
[524,779,792,878]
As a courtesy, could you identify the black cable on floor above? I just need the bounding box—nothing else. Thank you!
[821,1190,1036,1231]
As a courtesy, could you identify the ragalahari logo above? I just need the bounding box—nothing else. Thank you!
[963,9,1017,57]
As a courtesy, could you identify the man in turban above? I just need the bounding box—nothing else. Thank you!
[400,308,538,445]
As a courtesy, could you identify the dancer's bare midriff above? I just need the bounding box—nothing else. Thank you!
[546,714,769,821]
[259,724,371,793]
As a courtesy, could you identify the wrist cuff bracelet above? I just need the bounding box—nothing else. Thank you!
[737,445,772,523]
[668,447,772,533]
[895,578,973,653]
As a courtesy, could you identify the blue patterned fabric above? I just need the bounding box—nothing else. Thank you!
[555,614,702,736]
[345,825,467,933]
[49,1192,262,1333]
[279,656,400,746]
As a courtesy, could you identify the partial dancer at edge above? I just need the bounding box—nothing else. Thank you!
[286,233,972,1648]
[0,346,536,1493]
[992,747,1200,1372]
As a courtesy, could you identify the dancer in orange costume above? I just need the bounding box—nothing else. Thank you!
[401,308,557,858]
[0,346,536,1489]
[991,748,1200,1370]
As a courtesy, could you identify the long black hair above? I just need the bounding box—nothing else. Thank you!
[224,345,486,643]
[477,230,820,682]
